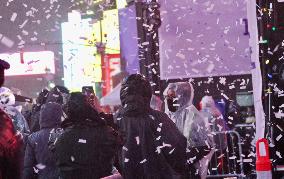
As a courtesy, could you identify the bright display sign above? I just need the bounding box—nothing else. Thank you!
[62,14,102,92]
[0,51,55,76]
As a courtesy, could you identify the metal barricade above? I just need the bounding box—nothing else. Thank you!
[206,130,245,179]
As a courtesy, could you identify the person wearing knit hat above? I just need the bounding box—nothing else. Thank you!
[0,59,23,179]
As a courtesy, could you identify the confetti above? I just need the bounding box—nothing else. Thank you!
[36,163,46,170]
[169,148,175,154]
[140,159,147,164]
[276,151,282,159]
[0,35,14,48]
[78,139,87,143]
[276,134,282,141]
[10,13,17,22]
[135,136,140,145]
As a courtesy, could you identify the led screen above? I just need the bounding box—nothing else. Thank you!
[158,0,252,79]
[62,15,102,91]
[0,51,55,76]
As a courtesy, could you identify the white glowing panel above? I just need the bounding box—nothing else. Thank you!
[62,15,102,91]
[0,51,55,76]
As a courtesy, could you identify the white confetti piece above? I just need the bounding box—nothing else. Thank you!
[176,53,185,60]
[10,13,17,22]
[22,30,29,35]
[206,63,215,73]
[188,156,196,164]
[169,148,175,154]
[71,156,75,162]
[219,77,227,85]
[140,159,147,164]
[19,19,29,29]
[156,136,161,140]
[122,146,128,151]
[276,125,283,132]
[229,156,237,160]
[229,85,235,89]
[276,151,282,159]
[135,136,140,145]
[157,127,161,132]
[221,93,229,100]
[53,94,59,98]
[36,163,46,170]
[33,167,39,173]
[124,158,129,163]
[276,134,282,141]
[78,139,87,143]
[0,35,14,48]
[243,159,253,163]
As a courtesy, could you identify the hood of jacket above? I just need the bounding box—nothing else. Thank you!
[62,92,105,128]
[40,102,63,129]
[164,82,194,112]
[46,86,69,105]
[120,74,152,116]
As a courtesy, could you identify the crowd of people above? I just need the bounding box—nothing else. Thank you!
[0,60,228,179]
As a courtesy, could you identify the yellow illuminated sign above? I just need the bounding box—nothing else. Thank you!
[102,9,120,54]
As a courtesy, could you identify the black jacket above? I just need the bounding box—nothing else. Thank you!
[0,109,23,179]
[23,103,63,179]
[55,92,122,179]
[117,74,188,179]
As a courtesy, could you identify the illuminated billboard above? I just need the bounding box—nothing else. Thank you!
[0,51,55,76]
[102,9,120,54]
[62,13,102,92]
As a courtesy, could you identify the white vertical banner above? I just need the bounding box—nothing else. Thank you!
[247,0,265,140]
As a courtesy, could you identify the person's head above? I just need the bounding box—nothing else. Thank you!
[36,89,49,105]
[40,103,63,129]
[120,74,152,107]
[63,92,104,126]
[46,85,69,105]
[0,59,10,87]
[120,74,152,115]
[200,96,215,109]
[164,82,194,112]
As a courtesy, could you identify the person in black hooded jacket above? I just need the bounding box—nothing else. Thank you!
[24,89,49,133]
[116,74,188,179]
[23,102,63,179]
[26,86,69,133]
[45,85,69,105]
[54,92,122,179]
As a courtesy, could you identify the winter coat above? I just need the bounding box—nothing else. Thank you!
[0,87,30,137]
[164,83,213,149]
[0,109,23,179]
[200,96,228,151]
[117,74,188,179]
[25,89,49,133]
[55,92,121,179]
[3,106,30,140]
[23,103,63,179]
